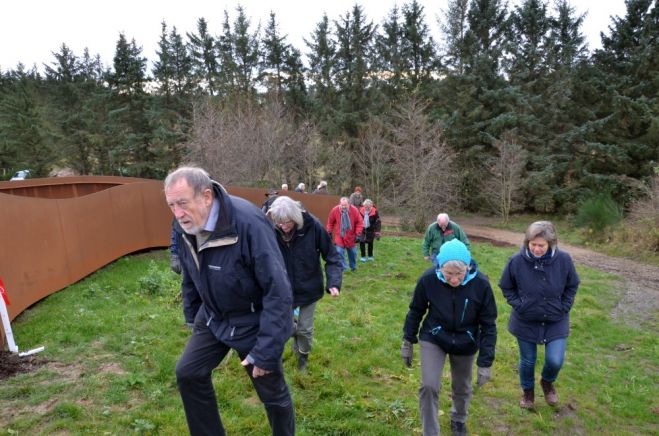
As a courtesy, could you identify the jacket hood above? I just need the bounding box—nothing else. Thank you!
[519,246,557,264]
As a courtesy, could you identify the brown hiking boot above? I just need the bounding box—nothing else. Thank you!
[541,379,558,406]
[520,389,535,409]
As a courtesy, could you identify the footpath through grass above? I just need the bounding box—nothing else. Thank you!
[1,237,657,435]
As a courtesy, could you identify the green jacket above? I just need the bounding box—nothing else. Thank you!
[422,221,470,257]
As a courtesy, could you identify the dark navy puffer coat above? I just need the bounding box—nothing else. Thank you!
[499,247,580,344]
[275,211,343,308]
[403,267,498,368]
[174,182,294,371]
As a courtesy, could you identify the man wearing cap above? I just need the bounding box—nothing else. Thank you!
[164,166,295,436]
[262,189,279,213]
[402,239,497,436]
[422,213,470,267]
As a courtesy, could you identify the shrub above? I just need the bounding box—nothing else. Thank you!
[137,260,179,297]
[573,193,623,235]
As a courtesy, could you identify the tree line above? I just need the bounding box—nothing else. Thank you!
[0,0,657,226]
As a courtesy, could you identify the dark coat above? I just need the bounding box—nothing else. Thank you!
[358,206,381,243]
[499,247,580,344]
[174,182,294,371]
[275,211,343,307]
[403,267,498,367]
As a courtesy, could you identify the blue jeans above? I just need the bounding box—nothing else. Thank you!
[517,338,567,390]
[335,245,357,271]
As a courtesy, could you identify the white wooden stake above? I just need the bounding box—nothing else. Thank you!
[0,296,18,353]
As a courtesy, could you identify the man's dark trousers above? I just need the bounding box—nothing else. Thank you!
[175,324,295,435]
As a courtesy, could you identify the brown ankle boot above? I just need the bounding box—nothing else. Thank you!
[520,389,534,409]
[541,379,558,406]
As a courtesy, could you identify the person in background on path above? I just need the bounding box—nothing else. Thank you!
[499,221,579,410]
[281,183,289,192]
[402,239,497,436]
[313,180,329,194]
[326,197,364,272]
[261,189,279,214]
[267,196,342,372]
[164,166,295,436]
[349,186,363,208]
[422,213,470,267]
[358,199,381,262]
[295,183,306,193]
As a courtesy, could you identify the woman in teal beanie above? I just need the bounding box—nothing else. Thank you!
[401,239,498,436]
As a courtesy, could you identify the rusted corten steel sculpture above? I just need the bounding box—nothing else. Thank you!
[0,177,338,348]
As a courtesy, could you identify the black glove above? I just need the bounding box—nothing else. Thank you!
[170,254,182,274]
[400,340,413,367]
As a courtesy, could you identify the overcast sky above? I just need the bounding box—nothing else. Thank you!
[1,0,628,71]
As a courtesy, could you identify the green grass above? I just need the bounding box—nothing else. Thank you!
[1,239,657,435]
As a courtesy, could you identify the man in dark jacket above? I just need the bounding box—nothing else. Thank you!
[267,196,342,371]
[164,166,295,436]
[402,239,497,436]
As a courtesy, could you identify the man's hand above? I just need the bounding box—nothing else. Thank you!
[328,287,340,297]
[477,366,492,387]
[400,340,413,368]
[170,254,182,274]
[241,358,272,378]
[424,255,431,262]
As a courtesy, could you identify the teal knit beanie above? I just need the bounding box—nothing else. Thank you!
[436,239,471,267]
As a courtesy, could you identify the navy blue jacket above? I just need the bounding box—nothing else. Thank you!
[403,267,498,368]
[499,247,579,344]
[174,182,294,371]
[275,211,343,307]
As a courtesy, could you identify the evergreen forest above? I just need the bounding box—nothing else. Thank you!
[1,0,657,225]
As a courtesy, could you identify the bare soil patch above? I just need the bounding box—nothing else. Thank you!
[0,350,49,380]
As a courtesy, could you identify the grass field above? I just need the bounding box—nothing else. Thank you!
[1,236,657,435]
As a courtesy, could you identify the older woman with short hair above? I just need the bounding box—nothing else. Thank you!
[402,240,497,436]
[268,196,343,371]
[358,199,381,262]
[499,221,580,409]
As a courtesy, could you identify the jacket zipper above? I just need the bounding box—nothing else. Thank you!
[460,298,469,324]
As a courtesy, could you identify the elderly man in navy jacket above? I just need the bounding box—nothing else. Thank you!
[165,166,295,436]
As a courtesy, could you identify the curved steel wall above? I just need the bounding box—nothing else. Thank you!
[0,177,338,347]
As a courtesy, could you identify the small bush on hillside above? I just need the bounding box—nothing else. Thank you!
[573,193,623,235]
[138,261,180,299]
[613,174,659,255]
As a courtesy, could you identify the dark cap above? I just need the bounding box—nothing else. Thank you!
[265,189,278,197]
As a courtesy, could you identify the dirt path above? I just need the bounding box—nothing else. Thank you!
[382,215,659,327]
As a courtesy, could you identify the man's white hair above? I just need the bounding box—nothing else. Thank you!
[437,213,450,222]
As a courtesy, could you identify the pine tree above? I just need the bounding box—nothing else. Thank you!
[305,14,337,134]
[401,0,437,89]
[217,10,237,96]
[333,4,377,186]
[334,4,376,137]
[0,69,53,176]
[439,0,470,75]
[153,22,175,97]
[375,5,405,96]
[261,11,289,96]
[187,17,219,95]
[232,6,260,96]
[578,0,659,207]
